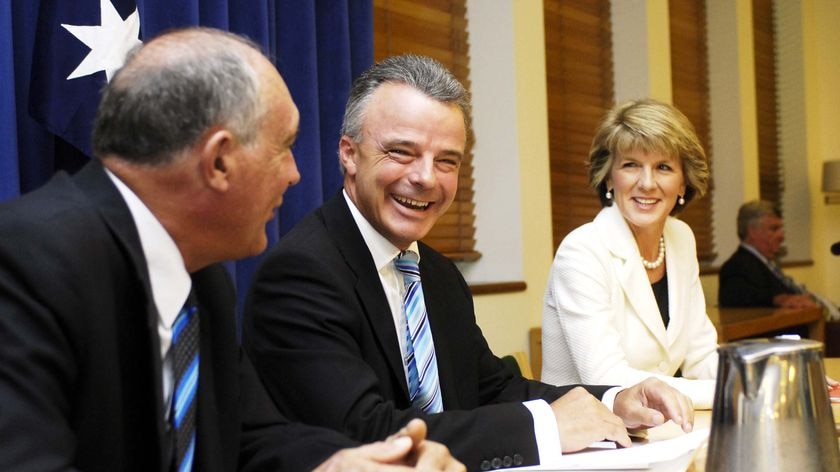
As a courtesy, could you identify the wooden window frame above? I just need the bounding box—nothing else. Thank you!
[753,0,783,211]
[543,0,614,251]
[669,0,716,263]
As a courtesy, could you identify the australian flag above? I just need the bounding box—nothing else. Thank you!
[29,0,141,157]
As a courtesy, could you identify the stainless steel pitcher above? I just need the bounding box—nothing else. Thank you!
[706,338,840,471]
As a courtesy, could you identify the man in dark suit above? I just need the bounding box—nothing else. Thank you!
[244,54,694,471]
[719,200,822,309]
[0,29,462,472]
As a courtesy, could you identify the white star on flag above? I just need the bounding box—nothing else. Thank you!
[62,0,141,81]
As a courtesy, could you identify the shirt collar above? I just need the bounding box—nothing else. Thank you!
[739,242,773,266]
[106,169,192,328]
[342,189,420,269]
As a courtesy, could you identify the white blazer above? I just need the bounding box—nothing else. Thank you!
[541,205,718,408]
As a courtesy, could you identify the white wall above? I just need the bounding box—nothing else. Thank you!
[458,1,524,284]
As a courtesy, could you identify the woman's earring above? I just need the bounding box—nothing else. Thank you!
[678,195,685,205]
[605,189,612,200]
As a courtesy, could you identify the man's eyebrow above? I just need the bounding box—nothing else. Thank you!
[440,149,464,161]
[379,139,417,148]
[286,128,300,147]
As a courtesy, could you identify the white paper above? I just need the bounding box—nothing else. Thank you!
[511,428,709,471]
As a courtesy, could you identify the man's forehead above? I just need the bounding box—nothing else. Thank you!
[758,215,782,229]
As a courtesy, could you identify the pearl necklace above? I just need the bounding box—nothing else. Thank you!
[641,236,666,270]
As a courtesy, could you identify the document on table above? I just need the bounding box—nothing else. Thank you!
[512,428,709,471]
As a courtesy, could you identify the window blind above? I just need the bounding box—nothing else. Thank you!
[544,0,614,251]
[669,0,716,263]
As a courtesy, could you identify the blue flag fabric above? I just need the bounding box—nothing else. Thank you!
[29,0,140,157]
[0,0,21,201]
[3,0,373,320]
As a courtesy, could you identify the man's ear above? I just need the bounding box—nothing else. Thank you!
[198,128,236,192]
[338,135,358,176]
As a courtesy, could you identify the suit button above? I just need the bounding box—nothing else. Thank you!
[491,457,502,469]
[658,361,668,372]
[503,455,513,467]
[513,454,524,466]
[480,459,491,471]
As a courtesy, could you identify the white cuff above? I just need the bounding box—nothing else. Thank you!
[601,386,623,411]
[523,399,563,465]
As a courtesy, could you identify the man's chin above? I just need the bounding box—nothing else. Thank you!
[245,236,269,258]
[390,227,435,248]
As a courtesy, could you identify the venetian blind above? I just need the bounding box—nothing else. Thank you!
[373,0,479,261]
[669,0,716,263]
[544,0,614,251]
[752,0,783,212]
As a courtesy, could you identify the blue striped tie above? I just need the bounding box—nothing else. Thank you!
[395,251,443,413]
[171,301,199,472]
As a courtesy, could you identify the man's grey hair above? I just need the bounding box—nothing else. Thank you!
[737,200,779,240]
[340,54,471,143]
[92,28,265,165]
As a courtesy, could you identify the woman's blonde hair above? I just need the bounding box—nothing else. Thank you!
[587,98,709,215]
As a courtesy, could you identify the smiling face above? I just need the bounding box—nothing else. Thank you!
[607,148,686,236]
[340,82,466,250]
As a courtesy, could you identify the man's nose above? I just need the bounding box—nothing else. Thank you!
[287,152,301,186]
[409,156,436,187]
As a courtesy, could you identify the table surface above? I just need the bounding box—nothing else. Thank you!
[706,305,825,342]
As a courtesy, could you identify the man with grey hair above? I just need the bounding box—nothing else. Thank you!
[244,54,694,471]
[0,29,464,472]
[719,200,838,319]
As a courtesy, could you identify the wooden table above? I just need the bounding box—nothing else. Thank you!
[707,305,824,343]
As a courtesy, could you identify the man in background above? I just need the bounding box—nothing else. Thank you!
[719,200,838,318]
[0,28,462,472]
[244,54,694,472]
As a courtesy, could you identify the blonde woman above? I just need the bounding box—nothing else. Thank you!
[541,99,718,408]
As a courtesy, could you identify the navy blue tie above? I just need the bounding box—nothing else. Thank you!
[171,300,199,472]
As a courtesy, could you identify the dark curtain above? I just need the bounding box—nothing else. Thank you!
[1,0,372,317]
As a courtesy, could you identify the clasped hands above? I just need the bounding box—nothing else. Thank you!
[551,377,694,452]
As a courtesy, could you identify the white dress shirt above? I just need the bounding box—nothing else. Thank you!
[341,191,623,464]
[107,170,192,411]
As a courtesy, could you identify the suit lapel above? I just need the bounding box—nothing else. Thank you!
[73,161,171,466]
[320,193,410,399]
[661,221,684,344]
[596,206,669,350]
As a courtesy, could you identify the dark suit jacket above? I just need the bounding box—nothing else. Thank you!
[718,246,795,307]
[243,192,611,471]
[0,161,353,471]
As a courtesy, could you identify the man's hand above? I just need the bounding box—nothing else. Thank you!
[613,378,694,433]
[314,419,465,472]
[550,386,632,452]
[774,293,819,309]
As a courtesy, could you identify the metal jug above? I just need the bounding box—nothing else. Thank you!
[706,338,840,471]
